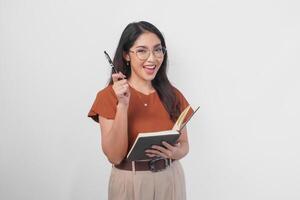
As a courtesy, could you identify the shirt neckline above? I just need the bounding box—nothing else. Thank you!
[128,84,156,96]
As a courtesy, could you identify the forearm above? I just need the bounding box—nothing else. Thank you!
[102,104,128,164]
[172,140,189,160]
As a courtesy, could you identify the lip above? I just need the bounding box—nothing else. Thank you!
[143,64,156,69]
[143,65,156,75]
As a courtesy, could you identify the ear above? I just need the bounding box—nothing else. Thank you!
[123,52,130,62]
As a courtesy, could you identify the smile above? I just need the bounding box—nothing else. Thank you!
[143,65,156,74]
[143,65,156,69]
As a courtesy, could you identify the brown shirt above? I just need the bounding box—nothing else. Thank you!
[88,84,192,151]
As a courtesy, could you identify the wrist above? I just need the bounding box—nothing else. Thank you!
[173,142,189,160]
[117,103,129,110]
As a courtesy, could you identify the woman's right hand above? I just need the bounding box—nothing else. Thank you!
[112,72,130,106]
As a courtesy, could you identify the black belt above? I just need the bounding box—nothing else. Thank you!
[114,157,174,172]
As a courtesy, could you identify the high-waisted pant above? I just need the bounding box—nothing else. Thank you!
[108,160,186,200]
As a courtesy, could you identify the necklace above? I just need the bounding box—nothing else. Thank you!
[140,94,149,107]
[134,88,151,107]
[128,83,155,107]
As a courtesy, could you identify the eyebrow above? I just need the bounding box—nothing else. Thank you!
[134,44,162,49]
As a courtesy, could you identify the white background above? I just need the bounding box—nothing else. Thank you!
[1,0,300,199]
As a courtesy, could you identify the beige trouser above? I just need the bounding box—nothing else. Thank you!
[108,160,186,200]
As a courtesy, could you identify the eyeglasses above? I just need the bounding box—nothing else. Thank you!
[129,47,166,61]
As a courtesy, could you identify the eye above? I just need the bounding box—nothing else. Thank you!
[154,47,163,53]
[136,49,147,53]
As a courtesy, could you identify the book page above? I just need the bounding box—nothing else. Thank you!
[172,105,191,131]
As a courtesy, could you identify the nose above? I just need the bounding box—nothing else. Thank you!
[146,50,156,62]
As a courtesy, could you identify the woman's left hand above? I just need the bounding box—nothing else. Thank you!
[145,141,180,159]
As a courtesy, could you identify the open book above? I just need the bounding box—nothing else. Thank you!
[126,105,200,161]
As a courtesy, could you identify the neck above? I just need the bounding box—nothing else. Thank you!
[128,77,155,95]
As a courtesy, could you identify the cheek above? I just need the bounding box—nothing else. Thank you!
[131,60,143,69]
[157,59,164,68]
[130,60,144,73]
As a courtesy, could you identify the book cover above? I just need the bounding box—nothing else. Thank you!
[126,105,199,161]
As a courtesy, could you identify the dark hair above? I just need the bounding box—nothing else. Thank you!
[108,21,181,122]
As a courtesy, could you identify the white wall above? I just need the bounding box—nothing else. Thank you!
[1,0,300,199]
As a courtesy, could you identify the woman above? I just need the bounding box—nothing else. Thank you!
[88,21,193,200]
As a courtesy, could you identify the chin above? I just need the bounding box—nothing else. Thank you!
[143,73,158,82]
[142,68,160,81]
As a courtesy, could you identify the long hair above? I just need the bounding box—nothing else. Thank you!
[108,21,181,122]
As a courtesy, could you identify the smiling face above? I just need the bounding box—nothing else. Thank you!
[124,32,165,84]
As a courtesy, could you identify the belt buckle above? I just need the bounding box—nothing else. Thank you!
[148,157,168,172]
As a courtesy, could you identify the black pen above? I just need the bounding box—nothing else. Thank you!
[104,51,118,74]
[104,50,126,84]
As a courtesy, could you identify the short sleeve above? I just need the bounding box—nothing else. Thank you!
[173,87,194,123]
[88,85,118,123]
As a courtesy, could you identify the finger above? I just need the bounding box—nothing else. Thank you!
[146,149,169,159]
[112,73,120,83]
[162,141,175,150]
[115,82,128,90]
[152,146,172,158]
[112,72,125,83]
[151,145,170,154]
[145,149,161,154]
[119,72,126,79]
[118,79,128,86]
[119,88,129,96]
[175,143,180,147]
[117,72,126,80]
[147,150,166,158]
[118,84,129,95]
[113,82,128,94]
[146,154,156,158]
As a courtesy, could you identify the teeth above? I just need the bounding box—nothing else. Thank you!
[144,65,155,69]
